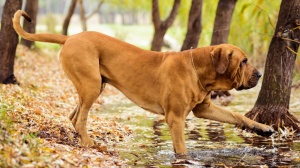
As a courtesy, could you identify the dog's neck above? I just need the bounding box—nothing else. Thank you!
[189,49,208,92]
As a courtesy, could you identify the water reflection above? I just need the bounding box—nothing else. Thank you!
[94,102,300,167]
[153,119,164,143]
[206,122,226,142]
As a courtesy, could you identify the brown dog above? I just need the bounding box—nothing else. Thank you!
[13,10,273,154]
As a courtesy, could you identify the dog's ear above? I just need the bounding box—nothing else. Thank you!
[210,46,232,74]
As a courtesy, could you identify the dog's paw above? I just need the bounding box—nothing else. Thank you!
[252,125,274,137]
[81,137,95,147]
[173,154,200,166]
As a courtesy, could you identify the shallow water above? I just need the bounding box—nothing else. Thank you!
[93,87,300,167]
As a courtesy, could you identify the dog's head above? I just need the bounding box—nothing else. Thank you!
[209,44,261,91]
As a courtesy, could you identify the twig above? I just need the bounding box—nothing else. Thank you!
[248,0,275,30]
[292,26,300,30]
[286,46,300,56]
[235,147,250,166]
[281,37,300,44]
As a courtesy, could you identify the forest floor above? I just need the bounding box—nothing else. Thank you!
[0,46,132,167]
[0,45,300,167]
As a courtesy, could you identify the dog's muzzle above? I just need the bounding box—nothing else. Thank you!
[237,71,262,90]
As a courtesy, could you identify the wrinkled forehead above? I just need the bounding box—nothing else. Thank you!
[230,45,247,59]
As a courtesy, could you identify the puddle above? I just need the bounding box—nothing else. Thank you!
[91,87,300,167]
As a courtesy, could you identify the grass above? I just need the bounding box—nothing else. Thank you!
[0,96,40,167]
[34,42,61,51]
[0,99,13,133]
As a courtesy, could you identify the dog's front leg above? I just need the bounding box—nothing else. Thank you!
[166,112,187,154]
[192,102,274,136]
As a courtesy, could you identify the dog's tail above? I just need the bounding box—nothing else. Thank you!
[13,10,68,44]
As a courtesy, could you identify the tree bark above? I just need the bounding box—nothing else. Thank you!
[181,0,203,51]
[210,0,237,45]
[78,0,87,31]
[210,0,237,99]
[62,0,77,35]
[0,0,22,84]
[245,0,300,132]
[21,0,38,48]
[151,0,181,51]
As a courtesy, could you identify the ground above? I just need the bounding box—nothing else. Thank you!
[0,45,131,167]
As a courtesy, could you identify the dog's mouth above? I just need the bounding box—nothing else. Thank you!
[237,84,252,91]
[237,72,261,91]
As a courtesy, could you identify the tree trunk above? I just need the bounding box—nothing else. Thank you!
[181,0,203,51]
[151,29,168,51]
[78,0,87,31]
[0,0,22,84]
[20,0,38,48]
[150,0,181,51]
[62,0,77,35]
[86,0,104,20]
[245,0,300,132]
[210,0,237,99]
[211,0,237,45]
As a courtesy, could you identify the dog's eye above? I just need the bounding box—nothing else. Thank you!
[242,59,247,65]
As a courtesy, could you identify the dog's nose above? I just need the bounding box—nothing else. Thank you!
[257,72,262,78]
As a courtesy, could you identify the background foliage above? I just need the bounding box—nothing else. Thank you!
[1,0,296,78]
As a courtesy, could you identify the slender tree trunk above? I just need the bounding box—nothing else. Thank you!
[152,29,167,51]
[246,0,300,132]
[86,0,104,20]
[21,0,38,48]
[76,0,103,32]
[62,0,77,35]
[211,0,237,45]
[151,0,181,51]
[78,0,87,31]
[0,0,22,84]
[210,0,237,99]
[181,0,203,51]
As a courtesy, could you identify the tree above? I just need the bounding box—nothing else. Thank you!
[78,0,104,32]
[180,0,202,51]
[0,0,22,84]
[62,0,77,35]
[78,0,87,31]
[151,0,181,51]
[62,0,104,34]
[210,0,237,99]
[210,0,237,45]
[245,0,300,132]
[21,0,38,48]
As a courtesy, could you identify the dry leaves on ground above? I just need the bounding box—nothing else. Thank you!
[0,45,132,167]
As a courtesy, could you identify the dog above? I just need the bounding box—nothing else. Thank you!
[13,10,273,155]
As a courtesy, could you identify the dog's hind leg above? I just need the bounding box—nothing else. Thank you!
[69,105,78,121]
[71,75,101,146]
[61,56,102,147]
[69,83,105,122]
